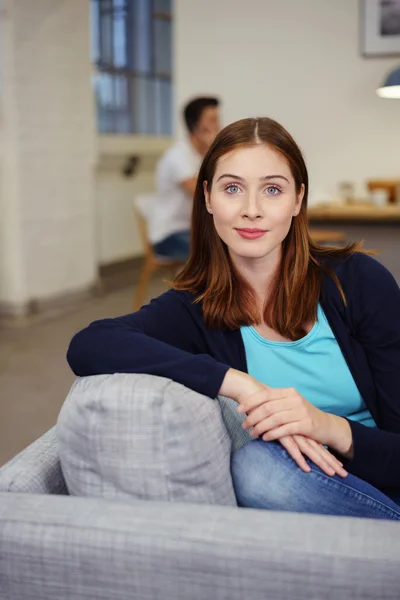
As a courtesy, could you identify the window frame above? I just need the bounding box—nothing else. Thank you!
[91,0,174,140]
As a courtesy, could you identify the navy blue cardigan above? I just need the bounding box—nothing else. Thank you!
[67,253,400,489]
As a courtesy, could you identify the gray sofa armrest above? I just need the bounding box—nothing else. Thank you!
[0,427,67,495]
[1,493,400,600]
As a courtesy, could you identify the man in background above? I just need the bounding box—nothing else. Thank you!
[148,97,221,259]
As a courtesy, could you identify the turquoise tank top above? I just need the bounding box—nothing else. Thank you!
[240,305,376,427]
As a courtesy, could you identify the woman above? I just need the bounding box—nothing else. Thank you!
[68,118,400,520]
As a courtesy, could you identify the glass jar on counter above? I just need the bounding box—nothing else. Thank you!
[338,181,356,205]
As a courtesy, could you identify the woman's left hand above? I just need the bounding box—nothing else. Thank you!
[239,385,353,457]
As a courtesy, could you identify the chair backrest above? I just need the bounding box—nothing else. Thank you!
[133,195,157,260]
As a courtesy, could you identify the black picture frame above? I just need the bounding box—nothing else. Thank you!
[361,0,400,57]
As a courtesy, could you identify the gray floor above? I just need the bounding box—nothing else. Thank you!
[0,278,166,467]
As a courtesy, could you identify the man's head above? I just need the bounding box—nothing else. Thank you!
[183,97,221,156]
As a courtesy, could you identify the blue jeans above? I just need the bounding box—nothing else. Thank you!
[153,230,190,260]
[231,439,400,520]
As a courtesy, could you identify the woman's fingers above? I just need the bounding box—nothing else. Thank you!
[279,435,311,473]
[294,437,335,476]
[309,440,348,479]
[274,434,348,478]
[237,387,287,414]
[247,411,298,436]
[294,436,348,478]
[242,399,293,430]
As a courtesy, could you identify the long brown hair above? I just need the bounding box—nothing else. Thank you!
[173,117,363,340]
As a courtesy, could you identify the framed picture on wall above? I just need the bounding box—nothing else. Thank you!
[361,0,400,56]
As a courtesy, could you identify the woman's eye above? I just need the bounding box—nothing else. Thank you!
[266,185,281,195]
[225,184,240,194]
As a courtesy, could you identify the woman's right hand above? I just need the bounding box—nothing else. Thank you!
[279,435,347,478]
[220,369,347,478]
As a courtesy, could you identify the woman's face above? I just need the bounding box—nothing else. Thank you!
[204,144,304,267]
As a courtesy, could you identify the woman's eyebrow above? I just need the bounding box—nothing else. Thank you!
[216,173,244,182]
[216,173,290,183]
[260,175,290,183]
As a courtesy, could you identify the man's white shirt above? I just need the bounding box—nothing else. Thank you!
[147,141,201,244]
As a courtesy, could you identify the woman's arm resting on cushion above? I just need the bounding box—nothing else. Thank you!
[67,290,229,399]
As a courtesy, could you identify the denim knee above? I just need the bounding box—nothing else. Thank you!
[231,439,400,520]
[231,439,300,510]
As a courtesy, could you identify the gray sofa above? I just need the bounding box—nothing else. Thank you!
[1,374,400,600]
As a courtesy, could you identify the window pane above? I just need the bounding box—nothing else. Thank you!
[155,78,172,135]
[113,3,127,67]
[90,1,100,62]
[99,6,113,65]
[95,72,115,132]
[129,0,152,74]
[114,73,132,134]
[133,76,156,134]
[114,110,132,133]
[154,0,172,13]
[100,0,113,9]
[95,72,115,109]
[154,18,172,74]
[114,73,128,110]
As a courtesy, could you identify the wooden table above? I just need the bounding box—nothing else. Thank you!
[308,203,400,223]
[307,202,400,282]
[309,229,346,244]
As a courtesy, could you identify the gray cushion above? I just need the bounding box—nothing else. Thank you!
[0,427,68,495]
[218,395,252,452]
[57,374,237,506]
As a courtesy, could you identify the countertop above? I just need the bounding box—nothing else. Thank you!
[308,203,400,222]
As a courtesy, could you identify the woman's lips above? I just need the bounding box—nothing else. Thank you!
[235,228,268,240]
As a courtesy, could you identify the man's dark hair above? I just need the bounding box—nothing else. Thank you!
[183,97,219,133]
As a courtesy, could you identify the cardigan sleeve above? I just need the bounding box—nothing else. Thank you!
[67,289,230,399]
[343,255,400,488]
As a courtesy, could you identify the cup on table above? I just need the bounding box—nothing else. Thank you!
[370,188,389,207]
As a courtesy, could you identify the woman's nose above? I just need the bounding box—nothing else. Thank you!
[241,194,262,219]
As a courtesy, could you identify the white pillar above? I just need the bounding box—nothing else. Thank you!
[0,0,97,316]
[0,1,28,313]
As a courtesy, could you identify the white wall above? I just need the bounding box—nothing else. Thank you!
[175,0,400,201]
[94,137,173,266]
[0,0,96,312]
[95,167,153,264]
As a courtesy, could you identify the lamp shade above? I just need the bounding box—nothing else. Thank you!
[376,66,400,99]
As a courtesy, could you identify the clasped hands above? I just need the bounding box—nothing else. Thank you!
[237,383,352,478]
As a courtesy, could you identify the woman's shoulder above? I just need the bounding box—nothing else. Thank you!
[331,252,396,284]
[149,287,195,304]
[322,252,399,302]
[149,288,202,315]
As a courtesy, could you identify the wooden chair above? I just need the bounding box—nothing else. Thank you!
[133,199,187,311]
[309,229,346,245]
